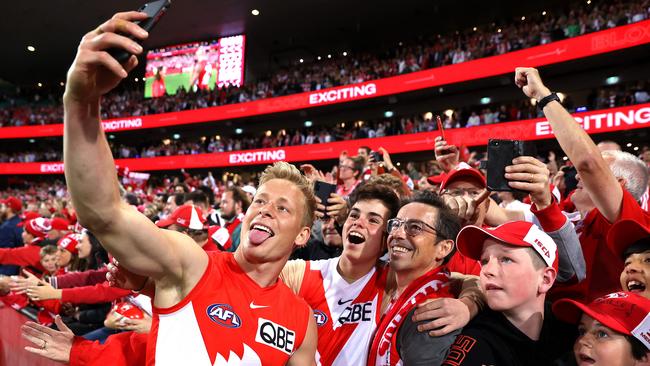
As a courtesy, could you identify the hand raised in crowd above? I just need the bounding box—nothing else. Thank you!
[411,297,471,337]
[25,279,62,302]
[441,189,490,226]
[300,164,335,184]
[106,259,154,297]
[9,269,41,295]
[21,316,74,363]
[65,11,148,103]
[378,147,396,172]
[315,193,349,226]
[552,169,566,193]
[505,156,552,209]
[434,136,460,173]
[514,67,552,102]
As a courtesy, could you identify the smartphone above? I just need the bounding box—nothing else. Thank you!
[560,166,578,194]
[436,115,446,141]
[486,139,537,192]
[314,181,337,218]
[370,151,384,163]
[107,0,172,63]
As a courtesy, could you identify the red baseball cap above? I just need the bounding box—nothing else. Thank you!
[23,217,51,238]
[607,219,650,260]
[156,205,206,230]
[426,172,447,185]
[457,221,558,271]
[1,196,22,212]
[17,211,40,227]
[439,164,486,191]
[57,233,81,255]
[111,302,145,320]
[553,292,650,350]
[50,217,71,232]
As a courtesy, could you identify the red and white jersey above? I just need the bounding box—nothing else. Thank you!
[297,257,388,366]
[147,252,311,366]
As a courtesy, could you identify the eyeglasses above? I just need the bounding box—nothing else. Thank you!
[387,218,442,237]
[440,188,483,199]
[338,165,354,170]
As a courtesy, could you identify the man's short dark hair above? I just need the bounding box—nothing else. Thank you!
[349,182,400,220]
[172,193,186,206]
[196,185,215,205]
[359,146,372,155]
[400,190,461,264]
[228,187,251,212]
[351,156,365,178]
[186,191,209,209]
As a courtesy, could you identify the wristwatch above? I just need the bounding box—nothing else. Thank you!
[538,92,561,109]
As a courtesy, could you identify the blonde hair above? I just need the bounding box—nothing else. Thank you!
[258,162,316,227]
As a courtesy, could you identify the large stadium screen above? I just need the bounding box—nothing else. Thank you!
[144,35,246,98]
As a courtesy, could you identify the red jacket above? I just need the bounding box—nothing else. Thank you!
[0,245,44,272]
[53,268,109,289]
[70,331,147,366]
[61,282,132,304]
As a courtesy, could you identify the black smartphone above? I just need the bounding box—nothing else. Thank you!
[560,166,578,194]
[370,151,384,163]
[314,181,337,218]
[486,139,537,192]
[107,0,171,63]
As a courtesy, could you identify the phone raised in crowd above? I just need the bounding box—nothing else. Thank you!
[436,115,446,141]
[313,181,337,218]
[486,139,537,192]
[107,0,171,63]
[370,151,384,163]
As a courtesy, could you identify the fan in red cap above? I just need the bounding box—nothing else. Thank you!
[438,163,486,192]
[1,196,22,213]
[607,219,650,299]
[553,292,650,364]
[457,220,559,271]
[155,204,206,231]
[49,217,71,241]
[17,211,40,227]
[21,217,51,245]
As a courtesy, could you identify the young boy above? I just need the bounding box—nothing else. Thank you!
[553,291,650,366]
[39,245,60,277]
[606,219,650,299]
[443,221,576,366]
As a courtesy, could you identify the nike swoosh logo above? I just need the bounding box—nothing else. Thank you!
[337,298,353,306]
[249,302,269,309]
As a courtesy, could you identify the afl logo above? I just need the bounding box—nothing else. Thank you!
[206,303,242,328]
[313,309,328,327]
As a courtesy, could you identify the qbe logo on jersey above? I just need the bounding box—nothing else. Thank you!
[206,303,242,328]
[255,318,296,355]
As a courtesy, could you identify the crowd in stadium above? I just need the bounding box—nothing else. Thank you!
[1,0,650,365]
[0,0,648,128]
[2,80,649,164]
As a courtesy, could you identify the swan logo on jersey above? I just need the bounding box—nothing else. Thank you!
[313,309,328,327]
[255,318,296,355]
[207,303,242,328]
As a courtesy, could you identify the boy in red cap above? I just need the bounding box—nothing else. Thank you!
[155,205,217,252]
[443,221,576,366]
[553,292,650,365]
[607,219,650,300]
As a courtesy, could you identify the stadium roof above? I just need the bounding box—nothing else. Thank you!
[2,0,567,86]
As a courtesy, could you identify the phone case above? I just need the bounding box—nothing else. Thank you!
[486,139,537,192]
[313,181,337,216]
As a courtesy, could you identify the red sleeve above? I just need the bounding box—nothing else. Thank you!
[55,268,109,288]
[446,252,481,276]
[70,331,148,366]
[0,245,42,268]
[530,201,566,232]
[60,282,132,304]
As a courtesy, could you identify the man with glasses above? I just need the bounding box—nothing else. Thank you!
[368,190,464,366]
[336,156,364,198]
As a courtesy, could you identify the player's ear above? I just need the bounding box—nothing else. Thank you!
[294,226,311,248]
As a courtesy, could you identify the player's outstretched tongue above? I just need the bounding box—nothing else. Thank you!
[249,226,273,245]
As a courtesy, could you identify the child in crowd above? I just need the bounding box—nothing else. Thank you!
[443,221,576,366]
[553,292,650,365]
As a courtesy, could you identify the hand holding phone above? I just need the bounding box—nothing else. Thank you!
[314,181,338,218]
[486,139,537,192]
[107,0,171,63]
[436,116,446,141]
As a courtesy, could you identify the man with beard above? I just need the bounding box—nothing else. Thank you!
[0,196,24,275]
[28,11,317,365]
[215,187,250,252]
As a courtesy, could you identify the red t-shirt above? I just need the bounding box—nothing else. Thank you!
[550,189,650,302]
[146,252,311,366]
